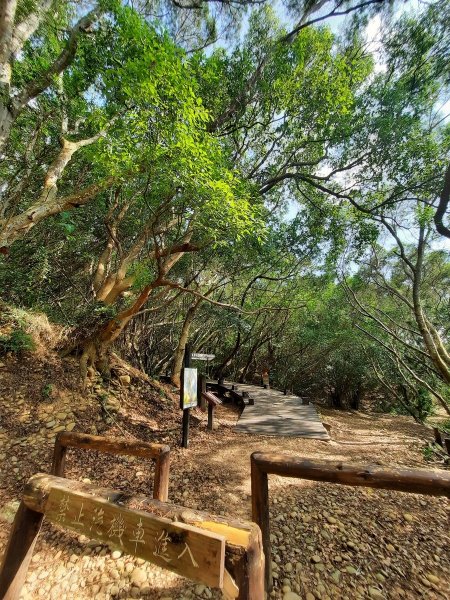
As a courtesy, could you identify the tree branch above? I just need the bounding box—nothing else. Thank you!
[12,6,103,114]
[434,162,450,239]
[282,0,386,43]
[10,0,53,57]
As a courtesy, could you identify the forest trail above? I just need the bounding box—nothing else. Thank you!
[0,353,449,600]
[231,382,330,439]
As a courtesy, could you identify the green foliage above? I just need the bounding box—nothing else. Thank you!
[415,388,434,421]
[42,383,53,399]
[0,328,36,355]
[422,444,436,462]
[0,0,448,423]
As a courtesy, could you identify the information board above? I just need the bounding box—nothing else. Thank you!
[180,367,198,409]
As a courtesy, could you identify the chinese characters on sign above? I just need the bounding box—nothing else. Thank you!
[56,494,69,523]
[130,518,145,554]
[90,506,104,535]
[45,487,225,589]
[191,353,215,361]
[107,514,126,546]
[153,529,199,567]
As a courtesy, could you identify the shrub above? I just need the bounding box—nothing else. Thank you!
[42,383,53,399]
[0,327,36,355]
[416,387,434,421]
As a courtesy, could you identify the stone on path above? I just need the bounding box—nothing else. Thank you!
[284,592,302,600]
[0,500,19,524]
[130,567,146,586]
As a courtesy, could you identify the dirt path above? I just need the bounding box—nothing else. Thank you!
[0,358,449,600]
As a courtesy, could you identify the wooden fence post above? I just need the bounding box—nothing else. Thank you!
[250,454,272,591]
[199,374,207,411]
[208,403,214,430]
[51,435,67,477]
[250,452,450,595]
[153,447,170,501]
[0,502,44,600]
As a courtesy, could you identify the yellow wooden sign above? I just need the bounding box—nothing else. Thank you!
[45,487,226,588]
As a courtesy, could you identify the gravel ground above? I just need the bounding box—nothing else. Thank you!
[0,355,449,599]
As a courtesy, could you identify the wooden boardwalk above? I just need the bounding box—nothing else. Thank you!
[231,383,330,440]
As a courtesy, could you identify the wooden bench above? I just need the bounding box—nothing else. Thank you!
[0,474,264,600]
[209,382,254,408]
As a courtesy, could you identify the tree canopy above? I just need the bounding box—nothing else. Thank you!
[0,0,448,419]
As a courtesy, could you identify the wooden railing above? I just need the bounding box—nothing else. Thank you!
[433,427,450,455]
[250,452,450,590]
[51,431,170,501]
[201,390,222,430]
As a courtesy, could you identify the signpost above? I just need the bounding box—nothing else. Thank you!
[180,367,198,410]
[180,348,216,447]
[192,353,215,361]
[181,344,197,448]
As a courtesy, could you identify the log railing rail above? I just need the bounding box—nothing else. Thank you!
[51,431,170,502]
[201,390,222,431]
[0,474,264,600]
[250,452,450,590]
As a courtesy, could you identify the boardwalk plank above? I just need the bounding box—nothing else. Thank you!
[232,383,330,440]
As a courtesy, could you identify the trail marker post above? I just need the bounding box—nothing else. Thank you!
[192,352,215,381]
[181,344,197,448]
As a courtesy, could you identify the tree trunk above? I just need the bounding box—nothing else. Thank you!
[78,282,159,381]
[349,387,361,410]
[239,337,269,383]
[0,135,110,251]
[171,300,201,387]
[0,0,17,155]
[412,228,450,384]
[330,388,342,409]
[0,104,12,154]
[215,330,243,379]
